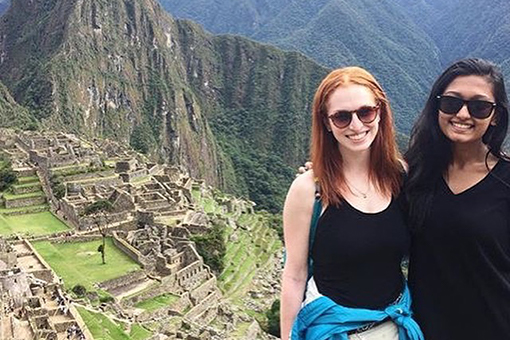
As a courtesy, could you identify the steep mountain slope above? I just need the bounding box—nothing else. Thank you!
[395,0,510,67]
[394,0,510,96]
[158,0,286,36]
[161,0,443,132]
[0,81,33,128]
[0,0,328,211]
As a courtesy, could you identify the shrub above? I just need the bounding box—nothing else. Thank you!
[190,222,226,274]
[72,284,87,297]
[265,299,280,337]
[99,295,115,303]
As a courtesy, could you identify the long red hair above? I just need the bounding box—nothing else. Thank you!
[311,67,403,206]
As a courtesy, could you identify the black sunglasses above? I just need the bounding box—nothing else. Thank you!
[327,104,380,129]
[436,95,496,119]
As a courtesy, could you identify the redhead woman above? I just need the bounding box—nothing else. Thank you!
[280,67,423,340]
[405,58,510,340]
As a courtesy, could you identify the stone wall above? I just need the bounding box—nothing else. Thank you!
[110,190,135,212]
[183,291,219,322]
[112,232,142,265]
[30,269,54,283]
[115,159,137,173]
[36,162,59,212]
[0,251,17,268]
[0,268,31,307]
[48,153,75,168]
[13,168,36,177]
[79,211,130,231]
[50,235,102,244]
[28,150,50,171]
[59,200,80,229]
[5,195,46,209]
[189,277,217,304]
[147,164,162,175]
[97,270,146,293]
[68,304,94,340]
[62,170,115,183]
[12,183,42,195]
[175,261,207,291]
[24,240,56,284]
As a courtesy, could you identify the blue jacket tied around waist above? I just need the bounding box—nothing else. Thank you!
[291,284,424,340]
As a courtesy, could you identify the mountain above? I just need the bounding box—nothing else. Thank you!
[0,0,328,212]
[160,0,443,133]
[157,0,287,36]
[394,0,510,79]
[0,81,34,128]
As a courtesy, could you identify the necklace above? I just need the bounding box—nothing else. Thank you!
[345,179,370,199]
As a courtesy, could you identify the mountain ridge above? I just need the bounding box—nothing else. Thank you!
[0,0,328,212]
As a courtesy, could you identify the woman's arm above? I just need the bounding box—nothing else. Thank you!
[280,171,316,340]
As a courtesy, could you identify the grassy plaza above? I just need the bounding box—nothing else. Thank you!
[32,238,141,290]
[77,306,152,340]
[134,293,180,312]
[0,211,69,236]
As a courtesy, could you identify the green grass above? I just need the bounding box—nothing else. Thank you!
[3,190,45,200]
[134,293,179,312]
[32,238,141,291]
[66,174,118,184]
[17,176,39,184]
[13,182,40,189]
[0,204,49,214]
[129,324,152,340]
[77,307,152,340]
[130,175,151,185]
[0,211,69,236]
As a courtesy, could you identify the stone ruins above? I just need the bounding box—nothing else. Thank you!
[0,129,280,340]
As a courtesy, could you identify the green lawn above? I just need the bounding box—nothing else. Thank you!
[3,190,45,200]
[134,293,179,312]
[0,204,49,214]
[17,176,39,184]
[12,181,41,189]
[66,174,118,184]
[77,307,152,340]
[0,211,69,236]
[32,238,141,291]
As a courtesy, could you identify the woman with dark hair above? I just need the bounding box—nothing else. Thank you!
[281,67,423,340]
[405,58,510,339]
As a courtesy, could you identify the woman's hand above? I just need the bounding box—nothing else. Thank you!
[297,161,313,176]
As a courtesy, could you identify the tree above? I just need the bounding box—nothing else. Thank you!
[266,299,280,337]
[190,222,226,275]
[84,199,114,264]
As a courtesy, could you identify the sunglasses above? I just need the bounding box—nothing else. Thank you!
[436,95,497,119]
[327,104,380,129]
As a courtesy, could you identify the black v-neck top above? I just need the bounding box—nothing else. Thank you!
[409,160,510,340]
[311,197,409,309]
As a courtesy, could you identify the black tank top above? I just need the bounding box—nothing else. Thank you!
[311,196,409,309]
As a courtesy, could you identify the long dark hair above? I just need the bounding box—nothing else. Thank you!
[405,58,509,231]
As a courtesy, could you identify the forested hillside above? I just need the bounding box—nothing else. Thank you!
[161,0,442,133]
[0,0,328,212]
[161,0,510,129]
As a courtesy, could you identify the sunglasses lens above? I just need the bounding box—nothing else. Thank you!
[357,107,378,123]
[331,112,351,128]
[439,96,463,114]
[468,100,494,119]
